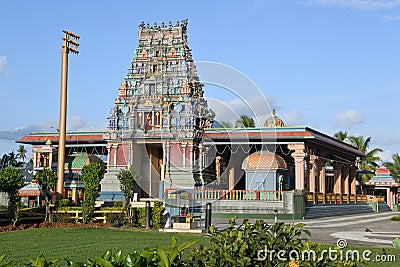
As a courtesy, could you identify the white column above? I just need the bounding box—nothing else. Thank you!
[182,143,187,167]
[113,144,118,168]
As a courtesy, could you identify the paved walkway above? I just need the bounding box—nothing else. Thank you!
[212,212,400,247]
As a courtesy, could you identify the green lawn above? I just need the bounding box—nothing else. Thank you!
[1,227,399,266]
[0,227,208,266]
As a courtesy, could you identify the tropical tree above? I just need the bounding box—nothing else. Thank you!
[16,145,27,163]
[33,168,57,221]
[117,168,141,206]
[334,131,348,142]
[384,153,400,182]
[6,151,18,167]
[0,166,25,226]
[235,115,255,128]
[81,162,105,224]
[349,135,382,182]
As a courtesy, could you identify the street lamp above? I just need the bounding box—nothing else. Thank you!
[274,209,278,223]
[56,30,80,196]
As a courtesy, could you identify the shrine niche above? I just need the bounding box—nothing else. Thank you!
[365,166,399,210]
[264,110,285,128]
[242,151,288,191]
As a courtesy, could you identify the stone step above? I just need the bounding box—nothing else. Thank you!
[378,203,392,212]
[304,204,374,219]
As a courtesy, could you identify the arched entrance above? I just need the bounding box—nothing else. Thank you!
[242,150,288,191]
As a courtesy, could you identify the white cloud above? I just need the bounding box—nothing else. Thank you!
[303,0,400,10]
[377,150,393,163]
[382,13,400,19]
[282,110,305,126]
[0,116,105,142]
[334,109,364,128]
[67,115,104,131]
[0,55,10,75]
[207,96,275,127]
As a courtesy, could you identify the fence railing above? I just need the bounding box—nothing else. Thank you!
[52,210,124,223]
[305,192,385,205]
[166,189,284,201]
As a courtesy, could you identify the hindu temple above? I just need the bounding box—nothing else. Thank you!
[17,20,394,218]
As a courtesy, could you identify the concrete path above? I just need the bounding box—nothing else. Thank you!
[212,212,400,247]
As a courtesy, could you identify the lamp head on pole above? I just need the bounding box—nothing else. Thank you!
[62,30,80,54]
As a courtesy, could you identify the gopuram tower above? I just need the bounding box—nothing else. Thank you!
[102,20,214,201]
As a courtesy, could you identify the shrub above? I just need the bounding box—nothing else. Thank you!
[114,200,123,208]
[50,212,74,223]
[81,162,104,224]
[55,199,70,209]
[152,201,165,229]
[0,254,13,267]
[135,207,146,227]
[188,219,365,267]
[65,237,196,267]
[391,215,400,221]
[106,213,126,225]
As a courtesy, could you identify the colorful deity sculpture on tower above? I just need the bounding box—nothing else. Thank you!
[102,20,215,200]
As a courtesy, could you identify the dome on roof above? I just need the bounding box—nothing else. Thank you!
[65,153,104,170]
[375,165,391,175]
[264,110,285,128]
[242,150,287,171]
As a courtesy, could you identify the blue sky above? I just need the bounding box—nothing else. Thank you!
[1,0,399,162]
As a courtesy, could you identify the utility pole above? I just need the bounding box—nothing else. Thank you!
[56,30,79,196]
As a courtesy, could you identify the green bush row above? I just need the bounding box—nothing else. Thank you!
[0,220,365,266]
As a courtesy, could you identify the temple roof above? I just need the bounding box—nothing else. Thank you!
[18,181,43,196]
[64,179,85,189]
[365,166,400,187]
[264,110,285,128]
[65,153,104,170]
[32,139,56,153]
[18,131,106,145]
[242,150,287,171]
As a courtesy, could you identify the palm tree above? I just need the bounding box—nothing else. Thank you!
[334,131,348,141]
[384,153,400,182]
[235,115,255,128]
[16,145,27,163]
[349,135,382,182]
[7,151,18,167]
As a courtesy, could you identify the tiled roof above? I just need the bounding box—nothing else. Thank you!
[64,179,85,189]
[65,153,104,170]
[242,150,287,171]
[19,183,43,196]
[366,166,399,187]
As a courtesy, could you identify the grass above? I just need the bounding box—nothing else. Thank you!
[1,227,399,266]
[0,227,209,266]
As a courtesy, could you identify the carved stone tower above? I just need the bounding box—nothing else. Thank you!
[102,20,214,201]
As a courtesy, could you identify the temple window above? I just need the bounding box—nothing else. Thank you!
[149,84,155,95]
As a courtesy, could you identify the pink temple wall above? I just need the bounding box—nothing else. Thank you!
[116,144,129,166]
[169,143,182,166]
